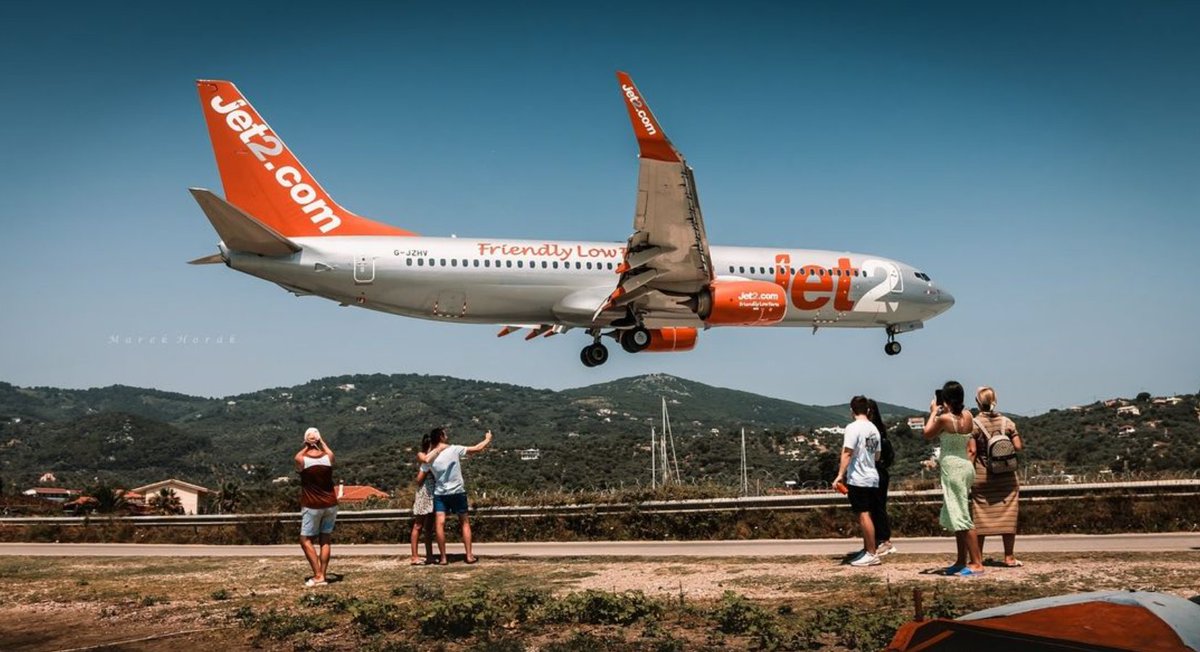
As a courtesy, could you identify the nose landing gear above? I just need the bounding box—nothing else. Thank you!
[884,326,902,356]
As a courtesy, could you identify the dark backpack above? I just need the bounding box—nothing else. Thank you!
[973,417,1017,474]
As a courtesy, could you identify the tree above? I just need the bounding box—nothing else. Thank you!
[149,487,184,515]
[217,481,241,514]
[1136,392,1152,403]
[87,484,127,514]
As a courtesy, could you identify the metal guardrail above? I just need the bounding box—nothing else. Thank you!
[2,479,1197,527]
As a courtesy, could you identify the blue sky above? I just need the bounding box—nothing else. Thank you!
[0,1,1197,415]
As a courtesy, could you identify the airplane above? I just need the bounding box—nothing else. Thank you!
[189,73,954,367]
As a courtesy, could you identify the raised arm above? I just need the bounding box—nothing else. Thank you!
[465,430,494,455]
[294,447,308,472]
[319,438,334,465]
[922,399,944,440]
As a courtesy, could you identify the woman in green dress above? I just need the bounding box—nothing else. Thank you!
[923,380,984,576]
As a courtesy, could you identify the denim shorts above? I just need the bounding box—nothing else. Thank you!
[300,506,337,536]
[433,492,469,515]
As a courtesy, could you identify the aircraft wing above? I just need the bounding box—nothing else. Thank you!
[599,72,713,327]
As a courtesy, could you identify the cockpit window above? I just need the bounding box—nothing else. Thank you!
[914,271,931,281]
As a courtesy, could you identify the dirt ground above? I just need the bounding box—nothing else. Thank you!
[1,552,1197,651]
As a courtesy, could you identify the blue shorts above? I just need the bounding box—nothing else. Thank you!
[300,506,337,536]
[433,492,469,515]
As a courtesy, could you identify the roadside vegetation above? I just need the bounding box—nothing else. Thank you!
[2,493,1196,545]
[2,553,1197,651]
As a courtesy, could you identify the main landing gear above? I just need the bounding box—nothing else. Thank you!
[581,325,652,367]
[619,326,651,354]
[580,341,609,367]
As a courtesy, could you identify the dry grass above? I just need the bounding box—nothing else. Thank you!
[1,552,1197,651]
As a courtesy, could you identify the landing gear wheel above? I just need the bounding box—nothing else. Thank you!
[884,341,902,356]
[620,327,652,353]
[581,342,609,367]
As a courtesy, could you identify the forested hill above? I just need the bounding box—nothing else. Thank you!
[0,375,1195,494]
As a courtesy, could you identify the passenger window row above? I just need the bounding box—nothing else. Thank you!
[727,265,869,278]
[404,258,617,271]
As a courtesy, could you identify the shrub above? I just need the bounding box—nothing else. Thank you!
[539,589,663,626]
[254,608,335,639]
[418,587,508,638]
[349,598,406,636]
[710,591,778,636]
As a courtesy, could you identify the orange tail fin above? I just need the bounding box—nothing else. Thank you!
[196,80,415,238]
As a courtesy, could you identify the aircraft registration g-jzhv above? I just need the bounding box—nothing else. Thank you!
[190,73,954,366]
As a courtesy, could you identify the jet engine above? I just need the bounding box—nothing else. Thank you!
[696,280,787,326]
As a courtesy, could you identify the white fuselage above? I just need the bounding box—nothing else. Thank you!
[223,235,954,330]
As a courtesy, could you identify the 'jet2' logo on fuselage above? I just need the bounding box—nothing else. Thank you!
[210,95,342,234]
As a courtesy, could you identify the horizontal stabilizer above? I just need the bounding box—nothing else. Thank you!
[189,188,301,256]
[187,253,225,265]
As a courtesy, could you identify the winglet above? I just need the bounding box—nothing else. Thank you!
[615,72,681,163]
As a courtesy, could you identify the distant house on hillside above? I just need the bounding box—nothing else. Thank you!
[1152,396,1183,406]
[22,487,80,502]
[519,448,541,461]
[1116,405,1141,417]
[131,479,210,515]
[335,483,388,505]
[38,472,57,483]
[906,417,926,431]
[1118,425,1136,435]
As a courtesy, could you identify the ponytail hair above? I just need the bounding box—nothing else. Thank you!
[867,398,888,439]
[942,381,965,416]
[419,432,434,453]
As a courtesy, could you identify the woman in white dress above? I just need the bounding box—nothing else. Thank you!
[409,430,447,565]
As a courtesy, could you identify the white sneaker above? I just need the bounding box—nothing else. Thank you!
[877,542,897,556]
[850,551,882,567]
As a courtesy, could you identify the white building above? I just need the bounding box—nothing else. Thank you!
[131,478,210,515]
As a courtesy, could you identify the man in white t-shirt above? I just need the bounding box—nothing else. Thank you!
[832,395,883,567]
[428,426,493,565]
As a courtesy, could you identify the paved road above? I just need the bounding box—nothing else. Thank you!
[1,533,1196,558]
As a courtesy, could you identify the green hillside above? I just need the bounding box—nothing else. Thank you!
[1,377,1195,496]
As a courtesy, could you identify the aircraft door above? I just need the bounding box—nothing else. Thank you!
[887,264,903,295]
[353,255,375,284]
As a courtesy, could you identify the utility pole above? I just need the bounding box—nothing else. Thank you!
[650,426,656,489]
[740,427,748,496]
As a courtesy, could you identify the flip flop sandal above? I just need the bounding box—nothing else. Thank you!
[1004,560,1024,567]
[953,567,984,577]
